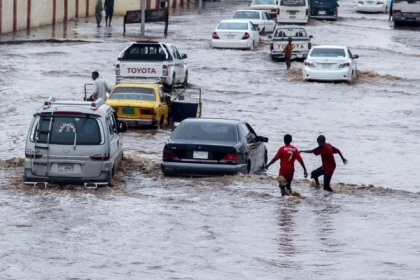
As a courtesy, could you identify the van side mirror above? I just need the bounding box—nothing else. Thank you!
[353,54,359,59]
[181,54,187,59]
[268,35,272,40]
[258,136,269,143]
[118,121,128,133]
[309,35,313,39]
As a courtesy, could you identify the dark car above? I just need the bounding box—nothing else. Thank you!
[161,118,268,176]
[310,0,339,20]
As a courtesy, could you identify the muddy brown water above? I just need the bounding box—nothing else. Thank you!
[1,0,420,279]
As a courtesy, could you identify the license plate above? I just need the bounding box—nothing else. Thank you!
[322,64,331,69]
[226,35,235,39]
[58,164,74,172]
[193,151,208,159]
[122,108,135,115]
[290,15,296,19]
[366,1,374,3]
[318,11,326,15]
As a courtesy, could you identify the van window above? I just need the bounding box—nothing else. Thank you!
[33,116,103,145]
[280,0,307,6]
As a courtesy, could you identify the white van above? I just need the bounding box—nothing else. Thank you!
[278,0,310,24]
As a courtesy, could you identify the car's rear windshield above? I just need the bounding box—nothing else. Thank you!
[310,48,346,57]
[232,11,260,19]
[252,0,276,4]
[280,0,306,6]
[121,43,169,60]
[171,122,238,143]
[274,28,307,38]
[33,116,103,145]
[218,22,248,30]
[110,87,156,101]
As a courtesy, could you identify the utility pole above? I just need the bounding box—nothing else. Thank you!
[141,0,146,37]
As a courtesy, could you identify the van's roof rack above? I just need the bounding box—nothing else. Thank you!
[42,97,105,111]
[135,40,159,43]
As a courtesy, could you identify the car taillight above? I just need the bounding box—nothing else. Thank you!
[306,8,308,16]
[377,1,384,3]
[358,1,364,3]
[212,32,219,39]
[162,65,168,76]
[242,32,250,40]
[271,8,277,12]
[116,63,120,76]
[25,150,42,159]
[140,108,154,115]
[308,42,312,49]
[163,150,177,160]
[339,62,350,68]
[90,153,110,161]
[270,42,273,51]
[220,154,239,164]
[304,61,315,67]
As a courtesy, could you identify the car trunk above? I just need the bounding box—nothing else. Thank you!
[163,143,240,164]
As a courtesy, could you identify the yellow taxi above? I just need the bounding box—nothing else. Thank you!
[106,83,169,128]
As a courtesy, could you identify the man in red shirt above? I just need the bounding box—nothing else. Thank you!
[300,135,348,192]
[266,134,308,196]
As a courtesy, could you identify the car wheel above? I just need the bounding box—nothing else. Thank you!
[107,166,114,187]
[159,115,165,129]
[250,41,255,51]
[170,74,176,91]
[183,71,188,88]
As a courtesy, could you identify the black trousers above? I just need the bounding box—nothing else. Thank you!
[311,166,333,192]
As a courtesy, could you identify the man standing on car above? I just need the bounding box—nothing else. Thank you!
[300,135,348,192]
[266,134,308,196]
[284,37,294,70]
[91,71,111,101]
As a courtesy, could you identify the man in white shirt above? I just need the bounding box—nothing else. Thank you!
[91,71,111,101]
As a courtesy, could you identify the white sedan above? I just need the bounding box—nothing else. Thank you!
[231,10,276,35]
[356,0,389,13]
[211,20,261,51]
[302,45,359,82]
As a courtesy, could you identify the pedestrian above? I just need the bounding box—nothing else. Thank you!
[300,135,347,192]
[95,0,103,28]
[284,37,293,70]
[389,0,394,21]
[104,0,114,27]
[266,134,308,196]
[91,71,111,101]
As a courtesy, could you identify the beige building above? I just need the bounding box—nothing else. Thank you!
[0,0,193,34]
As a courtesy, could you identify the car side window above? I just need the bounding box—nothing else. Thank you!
[262,12,267,20]
[241,124,257,144]
[106,114,118,137]
[171,46,181,59]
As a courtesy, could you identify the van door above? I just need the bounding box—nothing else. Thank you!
[106,113,122,172]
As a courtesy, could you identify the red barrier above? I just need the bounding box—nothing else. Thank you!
[0,0,2,34]
[64,0,68,21]
[85,0,89,18]
[52,0,56,25]
[13,0,17,32]
[76,0,79,18]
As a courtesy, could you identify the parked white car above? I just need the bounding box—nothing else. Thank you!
[356,0,389,13]
[231,10,276,35]
[249,0,279,21]
[211,20,261,51]
[303,45,359,82]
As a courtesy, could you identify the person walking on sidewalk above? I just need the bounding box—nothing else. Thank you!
[300,135,347,192]
[284,37,294,70]
[95,0,103,27]
[104,0,114,27]
[266,134,308,196]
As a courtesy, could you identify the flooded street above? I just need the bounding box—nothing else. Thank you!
[1,0,420,279]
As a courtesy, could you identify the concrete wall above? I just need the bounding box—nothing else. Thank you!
[0,0,191,35]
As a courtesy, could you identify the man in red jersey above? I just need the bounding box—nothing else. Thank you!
[300,135,348,192]
[266,134,308,196]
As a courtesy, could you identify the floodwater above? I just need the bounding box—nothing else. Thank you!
[1,0,420,279]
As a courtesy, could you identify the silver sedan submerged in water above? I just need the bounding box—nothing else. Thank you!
[161,118,268,176]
